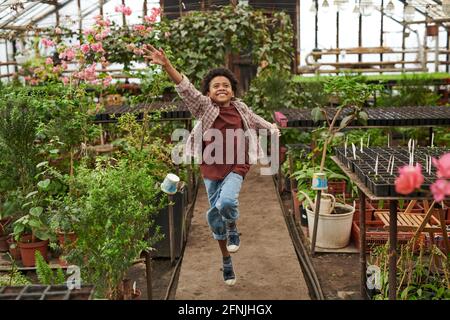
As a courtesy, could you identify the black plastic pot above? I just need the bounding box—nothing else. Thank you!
[150,186,187,258]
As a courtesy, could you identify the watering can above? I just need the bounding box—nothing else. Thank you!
[299,191,336,215]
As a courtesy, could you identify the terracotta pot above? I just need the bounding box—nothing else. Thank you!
[18,234,49,267]
[56,231,77,248]
[6,236,21,260]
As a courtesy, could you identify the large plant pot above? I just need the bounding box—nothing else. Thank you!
[18,235,49,267]
[306,202,355,249]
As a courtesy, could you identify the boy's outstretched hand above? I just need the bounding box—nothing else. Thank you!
[143,44,170,67]
[271,123,281,137]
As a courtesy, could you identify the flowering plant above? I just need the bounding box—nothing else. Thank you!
[395,153,450,202]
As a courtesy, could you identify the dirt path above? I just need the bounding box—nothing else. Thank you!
[175,165,310,300]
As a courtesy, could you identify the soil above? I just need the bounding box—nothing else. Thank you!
[126,257,178,300]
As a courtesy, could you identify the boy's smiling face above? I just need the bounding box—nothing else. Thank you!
[207,76,234,105]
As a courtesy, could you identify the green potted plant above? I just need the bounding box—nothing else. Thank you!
[12,161,66,267]
[13,200,52,267]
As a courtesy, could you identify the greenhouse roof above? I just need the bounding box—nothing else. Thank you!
[0,0,448,31]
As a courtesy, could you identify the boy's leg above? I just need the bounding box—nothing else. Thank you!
[204,174,243,285]
[216,172,243,253]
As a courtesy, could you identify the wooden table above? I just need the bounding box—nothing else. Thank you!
[331,156,449,300]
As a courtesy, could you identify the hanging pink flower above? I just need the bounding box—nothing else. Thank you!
[52,66,61,73]
[80,44,90,54]
[432,153,450,179]
[430,179,450,202]
[115,4,132,16]
[61,61,68,70]
[45,57,53,65]
[41,38,55,48]
[394,164,424,195]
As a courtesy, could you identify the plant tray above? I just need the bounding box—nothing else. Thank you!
[0,285,95,300]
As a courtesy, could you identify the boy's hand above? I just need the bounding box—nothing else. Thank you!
[270,123,281,137]
[143,44,170,67]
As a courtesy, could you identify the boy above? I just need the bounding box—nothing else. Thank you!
[144,45,280,285]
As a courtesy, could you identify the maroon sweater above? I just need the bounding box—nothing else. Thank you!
[201,103,250,180]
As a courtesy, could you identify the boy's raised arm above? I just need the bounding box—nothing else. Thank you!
[144,44,209,118]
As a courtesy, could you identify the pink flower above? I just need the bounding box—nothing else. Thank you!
[144,15,157,24]
[432,153,450,179]
[395,164,424,195]
[52,66,61,73]
[133,25,146,32]
[45,57,53,65]
[83,28,95,36]
[430,179,450,202]
[61,77,70,85]
[80,44,90,54]
[146,26,153,32]
[103,75,112,87]
[91,42,104,53]
[61,61,68,70]
[55,27,62,34]
[41,38,55,48]
[115,4,132,16]
[164,31,171,38]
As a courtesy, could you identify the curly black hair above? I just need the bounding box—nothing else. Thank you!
[201,68,239,96]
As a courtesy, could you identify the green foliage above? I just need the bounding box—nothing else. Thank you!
[12,161,67,242]
[375,74,442,107]
[0,257,31,286]
[0,95,41,192]
[243,68,301,120]
[66,159,164,299]
[162,5,294,87]
[370,242,450,300]
[35,251,65,285]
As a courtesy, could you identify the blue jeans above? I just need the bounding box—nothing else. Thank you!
[203,172,243,240]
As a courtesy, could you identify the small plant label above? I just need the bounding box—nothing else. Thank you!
[67,265,81,290]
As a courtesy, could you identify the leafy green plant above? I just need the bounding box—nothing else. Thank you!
[0,96,41,192]
[66,159,164,299]
[12,161,66,242]
[370,241,450,300]
[0,255,31,286]
[35,251,65,285]
[312,75,383,173]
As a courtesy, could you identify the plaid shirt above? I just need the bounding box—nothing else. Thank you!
[175,75,274,163]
